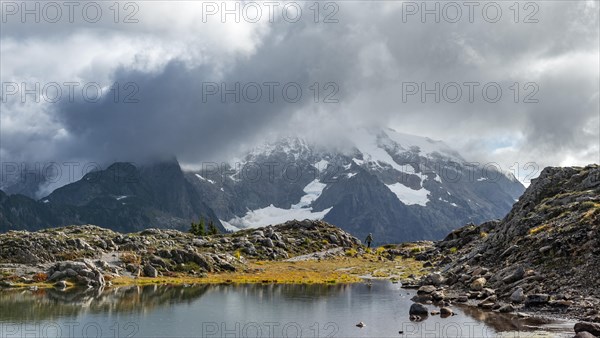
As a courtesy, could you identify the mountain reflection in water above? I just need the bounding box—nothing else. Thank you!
[0,282,575,338]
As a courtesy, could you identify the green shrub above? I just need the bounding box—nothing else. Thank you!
[345,248,358,257]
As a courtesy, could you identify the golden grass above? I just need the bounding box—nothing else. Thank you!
[2,253,426,289]
[529,224,550,235]
[583,207,599,220]
[110,254,425,286]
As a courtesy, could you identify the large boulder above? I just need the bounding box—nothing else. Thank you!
[502,266,525,284]
[409,303,429,316]
[47,260,106,288]
[424,273,445,286]
[574,322,600,337]
[417,285,437,294]
[510,287,525,303]
[143,264,158,278]
[525,294,549,306]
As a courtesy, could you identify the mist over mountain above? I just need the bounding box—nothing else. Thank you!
[1,128,524,243]
[189,127,524,242]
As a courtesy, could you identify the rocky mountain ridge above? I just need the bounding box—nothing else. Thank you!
[189,128,525,242]
[0,161,224,233]
[394,164,600,323]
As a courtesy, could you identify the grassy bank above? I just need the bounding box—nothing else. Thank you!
[110,252,425,286]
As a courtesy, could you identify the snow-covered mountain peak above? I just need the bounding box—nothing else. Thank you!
[182,128,526,241]
[238,127,463,166]
[244,136,313,162]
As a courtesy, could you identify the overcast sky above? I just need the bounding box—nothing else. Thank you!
[1,1,598,190]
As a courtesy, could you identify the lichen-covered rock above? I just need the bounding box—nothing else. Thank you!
[470,278,486,291]
[143,264,158,278]
[0,220,362,288]
[418,165,600,320]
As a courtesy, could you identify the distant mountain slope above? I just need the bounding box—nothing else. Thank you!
[188,128,525,242]
[0,161,224,233]
[0,128,524,240]
[0,190,62,231]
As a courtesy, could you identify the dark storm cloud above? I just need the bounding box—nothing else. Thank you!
[1,0,599,187]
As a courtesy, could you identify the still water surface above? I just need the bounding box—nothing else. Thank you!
[0,281,574,337]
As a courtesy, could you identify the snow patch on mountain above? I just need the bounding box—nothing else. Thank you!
[220,219,241,232]
[226,179,330,229]
[353,129,410,173]
[313,159,330,172]
[352,158,364,166]
[292,179,327,208]
[226,205,332,229]
[195,174,216,184]
[386,183,430,206]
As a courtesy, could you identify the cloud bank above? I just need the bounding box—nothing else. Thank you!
[1,1,598,191]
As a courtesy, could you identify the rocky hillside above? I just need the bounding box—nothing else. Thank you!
[0,161,224,233]
[397,164,600,322]
[0,220,360,288]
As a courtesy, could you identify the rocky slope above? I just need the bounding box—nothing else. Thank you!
[395,164,600,323]
[0,161,224,233]
[0,220,360,288]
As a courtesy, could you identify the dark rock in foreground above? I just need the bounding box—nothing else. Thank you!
[574,322,600,337]
[409,303,429,316]
[393,165,600,324]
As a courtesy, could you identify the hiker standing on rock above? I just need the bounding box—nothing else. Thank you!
[365,233,373,248]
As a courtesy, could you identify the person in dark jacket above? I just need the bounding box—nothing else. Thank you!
[365,233,373,248]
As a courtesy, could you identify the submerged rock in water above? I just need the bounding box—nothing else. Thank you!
[440,307,454,317]
[409,303,429,316]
